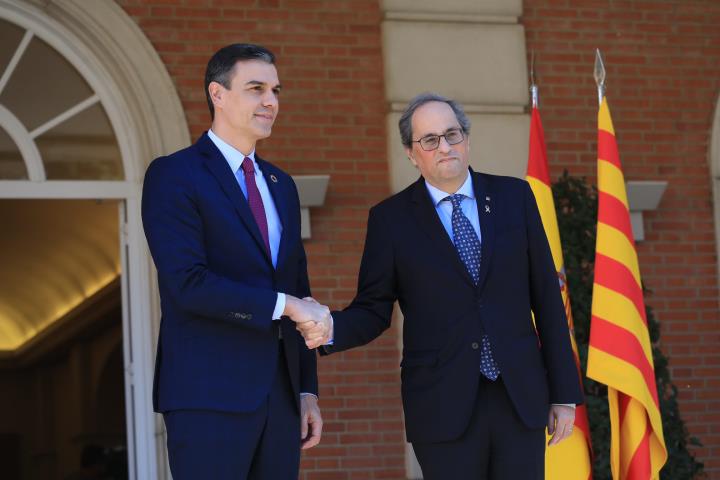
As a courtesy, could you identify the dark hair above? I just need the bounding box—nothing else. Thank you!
[398,92,471,148]
[204,44,276,120]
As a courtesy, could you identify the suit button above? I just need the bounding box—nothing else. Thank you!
[471,342,479,350]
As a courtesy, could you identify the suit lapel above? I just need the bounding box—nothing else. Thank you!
[198,133,272,264]
[409,177,475,287]
[472,171,495,293]
[257,156,290,268]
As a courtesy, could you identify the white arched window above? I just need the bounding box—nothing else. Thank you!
[0,18,124,356]
[0,17,123,181]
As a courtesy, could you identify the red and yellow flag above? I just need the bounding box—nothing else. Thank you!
[526,105,593,480]
[587,97,667,479]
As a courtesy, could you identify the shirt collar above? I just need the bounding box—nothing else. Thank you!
[207,129,258,174]
[424,170,475,207]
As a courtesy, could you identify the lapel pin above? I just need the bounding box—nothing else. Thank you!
[485,196,490,202]
[270,174,278,183]
[485,205,491,213]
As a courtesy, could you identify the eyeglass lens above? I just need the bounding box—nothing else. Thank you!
[420,129,464,150]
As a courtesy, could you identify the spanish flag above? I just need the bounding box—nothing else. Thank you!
[526,104,593,480]
[587,97,667,479]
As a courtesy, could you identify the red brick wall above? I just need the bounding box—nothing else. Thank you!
[523,0,720,476]
[116,1,404,479]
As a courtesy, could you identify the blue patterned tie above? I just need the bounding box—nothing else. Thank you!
[445,194,500,380]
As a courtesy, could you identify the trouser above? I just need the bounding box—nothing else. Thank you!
[413,375,545,480]
[164,348,300,480]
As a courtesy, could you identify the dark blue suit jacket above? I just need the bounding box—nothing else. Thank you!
[324,170,582,443]
[142,132,317,414]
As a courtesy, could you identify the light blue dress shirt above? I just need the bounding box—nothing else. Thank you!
[208,129,286,320]
[424,171,481,244]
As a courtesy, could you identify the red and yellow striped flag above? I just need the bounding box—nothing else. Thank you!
[587,97,667,479]
[526,105,593,480]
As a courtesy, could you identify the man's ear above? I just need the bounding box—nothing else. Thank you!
[405,147,418,168]
[208,81,225,110]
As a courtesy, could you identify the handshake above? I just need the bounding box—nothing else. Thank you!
[284,295,333,349]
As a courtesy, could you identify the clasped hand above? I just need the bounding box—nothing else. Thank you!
[284,295,332,349]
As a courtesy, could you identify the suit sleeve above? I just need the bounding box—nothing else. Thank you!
[523,181,583,405]
[322,206,397,355]
[141,156,277,331]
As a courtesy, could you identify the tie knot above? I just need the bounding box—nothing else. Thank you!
[241,156,255,175]
[444,193,464,209]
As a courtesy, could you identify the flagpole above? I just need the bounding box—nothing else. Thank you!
[594,48,606,106]
[530,50,539,108]
[526,53,594,480]
[588,47,668,479]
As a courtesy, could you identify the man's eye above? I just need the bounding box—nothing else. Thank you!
[272,88,281,96]
[446,130,462,142]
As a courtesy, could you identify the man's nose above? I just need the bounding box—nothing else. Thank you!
[437,135,452,152]
[263,90,278,108]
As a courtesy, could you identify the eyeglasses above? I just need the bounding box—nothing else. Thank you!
[412,128,465,151]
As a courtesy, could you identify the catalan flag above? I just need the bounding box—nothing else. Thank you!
[526,103,593,480]
[587,97,667,479]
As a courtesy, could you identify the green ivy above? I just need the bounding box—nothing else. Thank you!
[552,171,704,479]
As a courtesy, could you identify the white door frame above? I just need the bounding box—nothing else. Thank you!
[0,2,191,478]
[0,181,155,480]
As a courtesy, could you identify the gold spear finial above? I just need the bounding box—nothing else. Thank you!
[594,48,606,106]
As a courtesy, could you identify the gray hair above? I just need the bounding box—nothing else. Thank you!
[398,93,471,148]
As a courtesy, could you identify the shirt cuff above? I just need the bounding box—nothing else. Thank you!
[325,314,334,345]
[272,292,286,320]
[300,392,318,399]
[553,403,576,408]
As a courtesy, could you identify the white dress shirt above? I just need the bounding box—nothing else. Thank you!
[208,129,286,320]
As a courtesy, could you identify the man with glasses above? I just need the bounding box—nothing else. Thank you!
[309,93,583,479]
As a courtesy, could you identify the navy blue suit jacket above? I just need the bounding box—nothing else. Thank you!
[142,132,317,414]
[324,170,582,443]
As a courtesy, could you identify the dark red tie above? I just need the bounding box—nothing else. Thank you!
[241,157,270,256]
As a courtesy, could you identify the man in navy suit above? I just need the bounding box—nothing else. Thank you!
[305,93,583,479]
[142,44,330,479]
